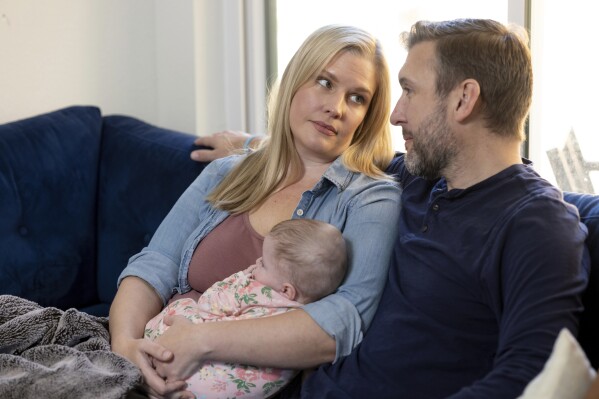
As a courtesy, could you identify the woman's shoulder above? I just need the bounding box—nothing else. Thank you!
[340,166,402,203]
[341,158,401,190]
[349,173,402,199]
[328,157,397,187]
[188,155,247,193]
[202,154,246,176]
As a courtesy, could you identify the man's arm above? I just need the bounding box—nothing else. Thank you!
[191,130,263,162]
[450,199,590,398]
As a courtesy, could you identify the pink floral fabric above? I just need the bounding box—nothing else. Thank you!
[145,269,302,398]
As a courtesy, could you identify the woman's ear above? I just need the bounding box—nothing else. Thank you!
[280,283,298,302]
[453,79,481,122]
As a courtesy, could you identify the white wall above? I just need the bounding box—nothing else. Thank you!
[155,1,196,133]
[0,0,268,136]
[0,0,160,127]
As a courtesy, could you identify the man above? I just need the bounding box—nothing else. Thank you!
[193,19,589,398]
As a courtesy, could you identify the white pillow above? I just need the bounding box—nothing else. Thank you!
[518,328,596,399]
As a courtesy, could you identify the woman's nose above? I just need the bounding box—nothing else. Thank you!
[325,95,343,118]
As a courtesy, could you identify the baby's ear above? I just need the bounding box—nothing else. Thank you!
[280,283,298,302]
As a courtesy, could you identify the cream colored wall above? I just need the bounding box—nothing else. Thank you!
[0,0,163,126]
[0,0,267,136]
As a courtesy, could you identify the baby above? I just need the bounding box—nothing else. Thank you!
[144,219,347,398]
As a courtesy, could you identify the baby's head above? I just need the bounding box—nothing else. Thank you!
[252,219,347,304]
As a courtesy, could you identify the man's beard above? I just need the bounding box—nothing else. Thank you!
[404,106,458,181]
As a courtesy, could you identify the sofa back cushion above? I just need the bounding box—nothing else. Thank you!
[0,106,102,309]
[564,192,599,368]
[96,115,207,313]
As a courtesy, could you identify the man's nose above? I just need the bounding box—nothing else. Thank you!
[390,97,405,126]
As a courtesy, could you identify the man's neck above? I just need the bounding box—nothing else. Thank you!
[444,132,523,191]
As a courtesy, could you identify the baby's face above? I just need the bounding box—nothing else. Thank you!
[252,235,287,291]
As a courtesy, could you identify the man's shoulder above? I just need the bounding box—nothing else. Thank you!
[385,153,405,175]
[499,177,586,244]
[513,168,579,219]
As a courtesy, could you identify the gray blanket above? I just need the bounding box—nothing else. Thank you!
[0,295,141,399]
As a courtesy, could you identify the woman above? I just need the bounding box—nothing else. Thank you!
[110,25,401,398]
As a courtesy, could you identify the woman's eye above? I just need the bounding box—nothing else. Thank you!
[350,94,365,105]
[317,78,332,89]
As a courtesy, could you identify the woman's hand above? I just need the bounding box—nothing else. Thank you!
[113,336,192,398]
[109,277,193,398]
[153,315,206,382]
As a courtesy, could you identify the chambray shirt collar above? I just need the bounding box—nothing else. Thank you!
[319,157,354,192]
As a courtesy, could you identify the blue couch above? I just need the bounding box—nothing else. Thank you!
[0,106,207,316]
[1,105,598,367]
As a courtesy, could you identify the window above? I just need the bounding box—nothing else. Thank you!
[529,1,599,194]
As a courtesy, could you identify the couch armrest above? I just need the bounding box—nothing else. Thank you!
[0,106,102,310]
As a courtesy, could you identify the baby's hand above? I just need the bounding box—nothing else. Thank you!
[244,264,257,277]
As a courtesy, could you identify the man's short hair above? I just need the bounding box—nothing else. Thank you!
[402,19,532,139]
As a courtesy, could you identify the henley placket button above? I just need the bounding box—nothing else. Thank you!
[296,209,304,216]
[421,225,428,233]
[432,204,440,211]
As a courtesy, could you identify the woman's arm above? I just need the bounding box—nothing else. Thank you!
[110,158,240,396]
[154,309,335,380]
[118,157,237,304]
[302,179,402,358]
[110,276,190,397]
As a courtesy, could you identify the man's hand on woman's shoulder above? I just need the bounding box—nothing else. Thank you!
[191,130,258,162]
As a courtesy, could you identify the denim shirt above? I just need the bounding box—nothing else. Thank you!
[119,154,401,360]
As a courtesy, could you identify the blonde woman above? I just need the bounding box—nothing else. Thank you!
[110,25,401,398]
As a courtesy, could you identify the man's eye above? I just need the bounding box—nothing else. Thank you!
[317,78,332,89]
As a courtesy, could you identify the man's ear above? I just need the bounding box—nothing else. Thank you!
[452,79,481,122]
[280,283,298,302]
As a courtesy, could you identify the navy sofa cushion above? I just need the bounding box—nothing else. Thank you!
[564,192,599,368]
[0,106,102,309]
[90,115,207,316]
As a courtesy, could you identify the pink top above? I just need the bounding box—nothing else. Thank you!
[170,213,263,303]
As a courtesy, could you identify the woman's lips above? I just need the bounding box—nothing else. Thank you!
[312,121,337,136]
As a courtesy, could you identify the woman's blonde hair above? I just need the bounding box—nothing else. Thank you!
[208,25,393,213]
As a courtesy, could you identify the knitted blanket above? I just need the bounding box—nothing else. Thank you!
[0,295,141,399]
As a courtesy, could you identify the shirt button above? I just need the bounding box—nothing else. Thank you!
[296,209,304,216]
[421,225,428,233]
[432,204,440,211]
